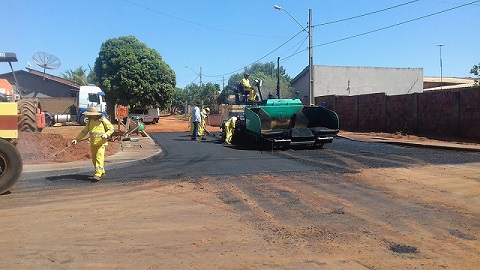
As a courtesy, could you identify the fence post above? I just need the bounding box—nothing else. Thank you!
[453,91,460,137]
[355,95,359,130]
[383,94,387,132]
[413,93,418,134]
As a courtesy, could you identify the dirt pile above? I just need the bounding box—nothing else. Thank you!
[17,132,120,165]
[16,115,193,165]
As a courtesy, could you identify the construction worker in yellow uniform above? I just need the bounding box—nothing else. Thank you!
[198,107,210,140]
[71,107,114,182]
[241,73,257,102]
[224,116,237,144]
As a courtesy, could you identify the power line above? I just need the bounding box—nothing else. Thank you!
[207,0,426,78]
[281,0,480,63]
[314,0,420,27]
[207,29,305,78]
[121,0,284,38]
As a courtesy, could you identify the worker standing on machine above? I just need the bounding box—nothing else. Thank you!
[224,116,238,144]
[241,73,257,102]
[71,107,114,182]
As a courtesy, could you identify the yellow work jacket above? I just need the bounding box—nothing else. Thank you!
[225,116,237,129]
[75,117,114,146]
[241,78,251,88]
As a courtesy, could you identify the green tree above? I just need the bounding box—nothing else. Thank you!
[200,82,220,109]
[61,66,88,85]
[94,36,176,110]
[470,63,480,86]
[86,64,98,85]
[223,62,292,102]
[183,82,220,111]
[171,87,188,113]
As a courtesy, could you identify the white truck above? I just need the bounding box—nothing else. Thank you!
[127,108,160,124]
[76,85,107,125]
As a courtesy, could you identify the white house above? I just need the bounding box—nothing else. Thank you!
[291,65,424,102]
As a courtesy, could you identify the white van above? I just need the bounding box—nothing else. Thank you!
[127,108,160,124]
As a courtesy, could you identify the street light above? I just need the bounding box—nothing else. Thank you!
[437,44,444,90]
[274,5,314,105]
[185,65,202,87]
[274,5,306,32]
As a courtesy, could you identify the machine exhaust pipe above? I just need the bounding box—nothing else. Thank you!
[276,57,281,99]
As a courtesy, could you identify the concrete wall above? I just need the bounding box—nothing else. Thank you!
[317,86,480,140]
[39,97,76,115]
[291,65,424,103]
[315,66,423,96]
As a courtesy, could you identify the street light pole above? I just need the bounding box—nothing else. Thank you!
[308,8,314,105]
[274,5,314,105]
[185,65,202,87]
[437,44,443,90]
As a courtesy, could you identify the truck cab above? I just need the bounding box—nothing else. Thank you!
[76,85,107,125]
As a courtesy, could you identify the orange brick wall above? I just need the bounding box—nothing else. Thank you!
[317,86,480,140]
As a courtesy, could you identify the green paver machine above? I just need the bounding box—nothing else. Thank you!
[233,98,339,149]
[223,79,339,149]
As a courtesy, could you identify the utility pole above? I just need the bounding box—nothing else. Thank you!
[437,44,443,90]
[308,8,314,105]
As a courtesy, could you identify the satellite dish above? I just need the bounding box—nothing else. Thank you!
[32,51,61,78]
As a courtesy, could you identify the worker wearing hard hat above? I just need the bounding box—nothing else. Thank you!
[71,107,114,182]
[224,115,238,145]
[241,73,257,102]
[198,107,210,140]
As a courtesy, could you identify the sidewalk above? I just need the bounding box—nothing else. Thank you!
[338,131,480,152]
[21,131,480,179]
[21,136,162,179]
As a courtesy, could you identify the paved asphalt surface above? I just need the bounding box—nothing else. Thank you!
[18,132,480,188]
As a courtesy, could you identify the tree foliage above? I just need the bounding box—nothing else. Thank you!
[61,66,88,85]
[471,63,480,86]
[172,87,187,111]
[183,82,220,109]
[61,65,97,85]
[94,36,176,109]
[221,62,292,103]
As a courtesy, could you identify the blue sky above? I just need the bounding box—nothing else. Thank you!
[1,0,479,89]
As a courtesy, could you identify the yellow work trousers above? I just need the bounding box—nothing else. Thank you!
[189,118,206,136]
[225,126,234,144]
[246,87,257,101]
[91,143,106,177]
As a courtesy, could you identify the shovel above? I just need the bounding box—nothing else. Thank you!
[204,128,216,138]
[52,138,87,157]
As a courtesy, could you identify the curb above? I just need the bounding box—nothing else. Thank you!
[337,135,480,152]
[21,133,163,180]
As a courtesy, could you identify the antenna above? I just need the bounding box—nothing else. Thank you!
[32,51,61,79]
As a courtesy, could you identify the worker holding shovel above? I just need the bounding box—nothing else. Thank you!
[71,107,114,182]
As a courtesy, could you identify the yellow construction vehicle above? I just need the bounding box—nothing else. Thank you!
[0,52,46,193]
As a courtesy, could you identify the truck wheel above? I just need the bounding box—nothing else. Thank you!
[79,115,88,126]
[18,99,38,132]
[0,139,23,195]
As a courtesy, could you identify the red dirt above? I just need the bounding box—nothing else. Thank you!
[17,115,219,165]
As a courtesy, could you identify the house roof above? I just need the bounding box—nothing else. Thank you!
[25,68,81,89]
[423,76,477,91]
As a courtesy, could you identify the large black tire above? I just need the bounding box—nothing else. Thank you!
[0,139,23,194]
[18,99,39,132]
[79,115,88,126]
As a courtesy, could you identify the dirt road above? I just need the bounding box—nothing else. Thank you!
[2,116,479,269]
